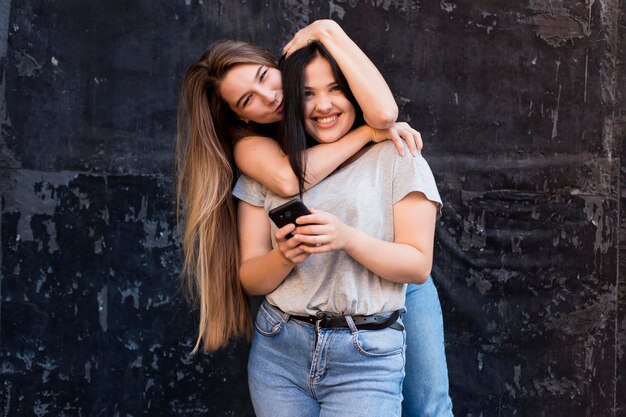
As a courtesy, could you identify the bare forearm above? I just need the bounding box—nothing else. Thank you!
[235,130,370,197]
[342,226,432,284]
[303,126,371,189]
[239,248,294,295]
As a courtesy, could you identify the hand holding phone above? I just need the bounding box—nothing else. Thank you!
[268,199,311,239]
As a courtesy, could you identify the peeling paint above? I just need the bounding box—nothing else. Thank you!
[120,284,140,309]
[545,291,614,335]
[440,0,456,13]
[1,381,11,417]
[328,0,346,19]
[370,0,421,17]
[97,285,108,332]
[14,50,42,77]
[1,1,623,416]
[281,0,311,44]
[527,1,592,47]
[459,206,486,250]
[582,196,612,254]
[551,84,561,139]
[465,269,492,295]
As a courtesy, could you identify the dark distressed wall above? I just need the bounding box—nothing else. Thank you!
[1,1,623,416]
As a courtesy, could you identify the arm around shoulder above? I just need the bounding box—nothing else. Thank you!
[234,136,299,197]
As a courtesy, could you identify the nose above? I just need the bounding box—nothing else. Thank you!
[315,94,332,113]
[258,87,277,105]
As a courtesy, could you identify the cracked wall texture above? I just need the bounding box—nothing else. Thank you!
[1,1,624,416]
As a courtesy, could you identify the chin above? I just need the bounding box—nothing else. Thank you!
[317,134,342,143]
[262,116,280,124]
[306,126,350,144]
[306,129,339,144]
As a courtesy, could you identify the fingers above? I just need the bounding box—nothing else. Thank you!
[284,20,327,57]
[300,243,333,254]
[294,209,323,225]
[391,123,424,156]
[291,210,336,252]
[282,243,310,264]
[282,26,303,56]
[281,245,310,264]
[275,226,310,264]
[414,130,423,152]
[282,29,309,58]
[283,209,345,253]
[400,129,418,156]
[282,39,296,57]
[388,130,405,157]
[275,223,296,242]
[296,233,333,248]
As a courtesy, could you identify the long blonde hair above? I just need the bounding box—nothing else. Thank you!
[176,40,277,352]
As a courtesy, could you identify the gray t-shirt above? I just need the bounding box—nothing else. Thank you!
[233,141,442,316]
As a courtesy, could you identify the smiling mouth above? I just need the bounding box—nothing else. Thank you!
[274,100,284,113]
[313,114,340,127]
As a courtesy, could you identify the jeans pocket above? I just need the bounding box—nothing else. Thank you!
[254,302,285,337]
[353,326,405,357]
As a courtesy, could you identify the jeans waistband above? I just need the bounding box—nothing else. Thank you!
[287,309,404,331]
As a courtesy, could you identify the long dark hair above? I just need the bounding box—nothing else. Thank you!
[277,41,364,194]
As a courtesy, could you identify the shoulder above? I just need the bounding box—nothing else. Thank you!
[362,140,396,162]
[234,135,280,153]
[234,135,283,169]
[365,140,413,166]
[232,174,268,206]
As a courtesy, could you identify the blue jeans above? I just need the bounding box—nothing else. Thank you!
[248,300,406,417]
[402,278,454,417]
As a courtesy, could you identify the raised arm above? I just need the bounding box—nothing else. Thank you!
[234,124,420,197]
[283,20,398,129]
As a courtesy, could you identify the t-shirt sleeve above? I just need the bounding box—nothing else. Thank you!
[232,174,267,207]
[392,150,443,211]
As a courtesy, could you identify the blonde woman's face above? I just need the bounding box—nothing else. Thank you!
[303,56,355,144]
[219,64,283,124]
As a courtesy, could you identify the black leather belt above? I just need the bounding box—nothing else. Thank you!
[289,310,403,331]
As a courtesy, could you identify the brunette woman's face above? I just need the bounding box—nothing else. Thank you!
[219,64,284,124]
[302,55,356,144]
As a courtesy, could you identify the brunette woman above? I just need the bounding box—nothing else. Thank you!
[235,40,441,416]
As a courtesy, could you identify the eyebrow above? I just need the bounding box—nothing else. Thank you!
[304,81,339,90]
[235,66,264,108]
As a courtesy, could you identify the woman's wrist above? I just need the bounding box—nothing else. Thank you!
[315,20,343,47]
[274,246,295,267]
[369,126,378,143]
[339,223,360,253]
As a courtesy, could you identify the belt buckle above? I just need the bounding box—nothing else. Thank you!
[315,312,334,328]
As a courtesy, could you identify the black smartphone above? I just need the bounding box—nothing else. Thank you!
[268,199,311,238]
